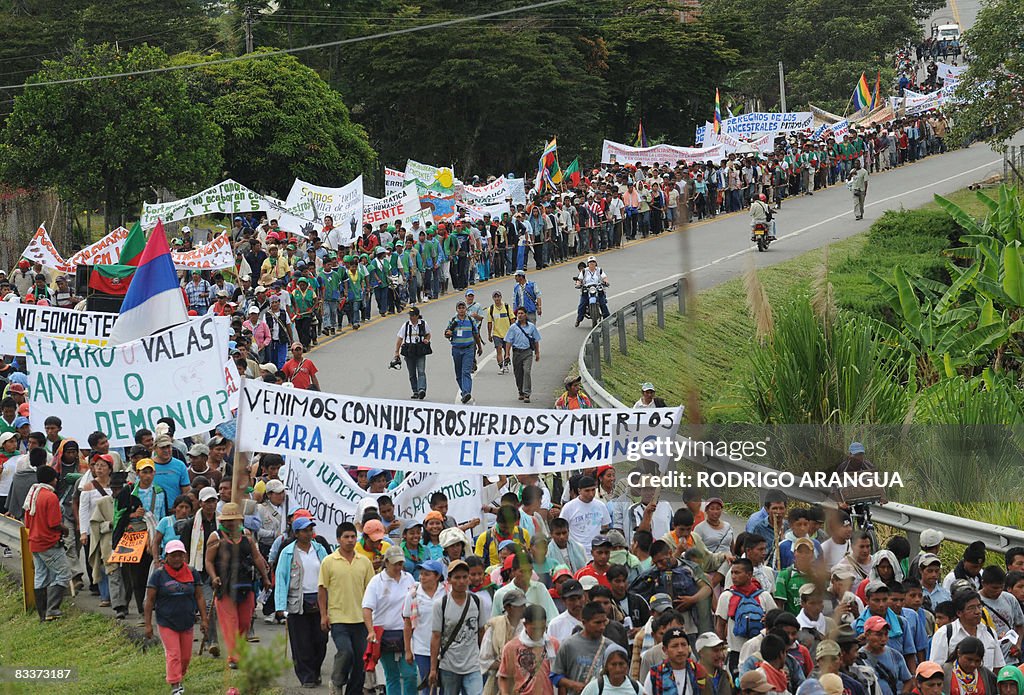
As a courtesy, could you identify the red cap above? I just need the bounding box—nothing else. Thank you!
[292,508,313,520]
[17,260,29,270]
[503,554,516,570]
[597,465,614,478]
[864,615,888,633]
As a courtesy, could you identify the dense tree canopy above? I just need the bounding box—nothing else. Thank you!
[0,44,222,229]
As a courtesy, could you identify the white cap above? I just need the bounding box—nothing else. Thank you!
[199,487,219,502]
[695,632,725,652]
[265,479,286,494]
[920,529,944,547]
[578,575,599,590]
[587,256,597,263]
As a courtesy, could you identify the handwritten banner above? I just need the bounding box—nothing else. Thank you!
[384,167,406,196]
[25,316,235,446]
[237,380,682,474]
[21,225,69,272]
[461,176,512,206]
[0,304,117,355]
[284,176,364,249]
[108,531,148,564]
[66,227,130,269]
[362,183,424,228]
[172,233,234,270]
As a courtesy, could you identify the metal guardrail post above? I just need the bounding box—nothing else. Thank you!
[601,321,612,364]
[588,340,601,380]
[617,311,628,355]
[656,291,665,329]
[635,301,645,342]
[677,278,686,314]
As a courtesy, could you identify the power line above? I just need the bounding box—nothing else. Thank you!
[0,0,571,91]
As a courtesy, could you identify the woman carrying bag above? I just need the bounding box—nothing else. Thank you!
[394,306,432,400]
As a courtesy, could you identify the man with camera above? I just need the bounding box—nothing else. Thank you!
[393,307,432,400]
[444,300,484,404]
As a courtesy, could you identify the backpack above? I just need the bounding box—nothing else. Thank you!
[670,562,700,598]
[481,527,526,563]
[729,588,766,638]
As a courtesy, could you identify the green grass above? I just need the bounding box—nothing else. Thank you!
[0,569,277,695]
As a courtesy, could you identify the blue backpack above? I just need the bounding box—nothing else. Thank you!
[729,588,766,638]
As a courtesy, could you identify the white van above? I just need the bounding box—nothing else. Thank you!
[936,24,961,42]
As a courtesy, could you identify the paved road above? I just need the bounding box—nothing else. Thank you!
[307,144,1001,408]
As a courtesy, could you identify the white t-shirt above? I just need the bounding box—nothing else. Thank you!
[362,571,416,631]
[581,677,641,695]
[549,611,583,644]
[560,497,611,560]
[402,583,443,656]
[714,589,779,652]
[0,454,17,496]
[297,545,321,594]
[820,539,851,570]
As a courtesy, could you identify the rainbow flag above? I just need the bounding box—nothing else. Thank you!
[713,88,722,134]
[540,137,557,169]
[870,71,881,109]
[634,121,647,148]
[853,73,872,111]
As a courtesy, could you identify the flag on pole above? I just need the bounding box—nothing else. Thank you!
[88,264,135,295]
[117,221,146,265]
[853,73,872,111]
[634,121,647,148]
[551,154,564,185]
[108,219,188,345]
[563,158,581,187]
[870,71,881,109]
[713,89,722,134]
[533,137,558,192]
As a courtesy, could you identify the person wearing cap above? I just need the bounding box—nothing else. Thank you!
[264,293,295,368]
[178,485,222,653]
[144,538,209,695]
[995,664,1024,695]
[402,557,446,689]
[694,632,732,695]
[481,587,528,694]
[695,496,733,560]
[853,581,920,670]
[429,558,484,694]
[859,614,913,695]
[549,578,587,642]
[242,305,271,355]
[777,508,824,570]
[823,565,865,627]
[633,382,666,409]
[555,374,595,410]
[289,274,318,349]
[151,434,190,497]
[775,537,816,615]
[355,518,393,571]
[512,269,542,323]
[204,501,272,668]
[916,553,950,609]
[576,534,616,590]
[186,443,221,488]
[795,584,837,657]
[255,479,287,559]
[943,541,987,595]
[486,289,514,374]
[395,306,432,400]
[444,299,484,404]
[574,255,610,327]
[715,558,779,671]
[559,475,610,560]
[907,530,945,581]
[364,544,419,693]
[736,669,774,695]
[422,509,447,558]
[493,550,559,621]
[282,342,320,390]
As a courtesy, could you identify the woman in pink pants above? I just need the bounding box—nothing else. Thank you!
[145,540,208,695]
[204,502,273,669]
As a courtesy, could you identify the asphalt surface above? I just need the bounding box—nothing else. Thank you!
[307,143,1001,408]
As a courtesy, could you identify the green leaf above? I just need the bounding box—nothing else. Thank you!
[1003,243,1024,306]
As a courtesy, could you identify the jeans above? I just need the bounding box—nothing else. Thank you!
[576,290,610,323]
[330,622,368,694]
[405,353,427,394]
[287,606,328,686]
[33,543,72,590]
[440,669,483,695]
[512,348,534,397]
[451,344,475,396]
[323,300,340,330]
[414,654,433,695]
[380,651,419,695]
[267,339,288,369]
[373,285,389,317]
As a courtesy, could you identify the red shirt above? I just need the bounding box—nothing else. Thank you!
[282,357,318,390]
[25,486,62,553]
[574,563,611,589]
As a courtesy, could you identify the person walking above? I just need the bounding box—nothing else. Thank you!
[23,465,72,621]
[145,540,209,695]
[282,342,321,390]
[851,159,869,221]
[204,502,273,669]
[486,290,514,375]
[320,521,376,695]
[505,307,541,403]
[403,559,446,694]
[275,516,330,688]
[429,559,484,695]
[364,545,419,695]
[394,307,432,400]
[444,301,484,404]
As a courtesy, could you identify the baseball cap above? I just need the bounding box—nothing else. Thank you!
[292,508,313,520]
[820,674,844,695]
[12,416,29,429]
[834,625,859,645]
[705,497,724,508]
[362,519,386,542]
[514,269,526,276]
[799,582,819,597]
[188,443,210,457]
[165,540,187,555]
[918,553,941,568]
[8,383,25,395]
[447,559,469,574]
[578,575,599,591]
[792,537,815,553]
[864,615,888,633]
[849,442,866,455]
[154,434,174,448]
[292,517,315,532]
[831,565,857,581]
[199,487,219,502]
[920,529,944,547]
[498,539,517,552]
[865,580,889,596]
[816,639,841,659]
[502,588,527,607]
[247,306,259,315]
[135,458,155,471]
[418,560,446,576]
[650,593,673,612]
[383,545,406,565]
[640,382,655,392]
[917,662,944,680]
[0,432,16,445]
[265,479,285,494]
[694,632,725,652]
[367,468,387,480]
[559,580,584,598]
[591,534,613,549]
[606,530,627,548]
[739,671,772,693]
[439,527,468,549]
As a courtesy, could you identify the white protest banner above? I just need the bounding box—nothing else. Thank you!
[172,232,234,270]
[284,176,364,249]
[237,380,682,474]
[701,121,715,148]
[0,303,118,355]
[284,458,483,534]
[462,176,511,206]
[749,132,777,154]
[384,167,406,197]
[457,200,510,222]
[66,227,130,268]
[601,140,725,167]
[722,111,813,136]
[404,160,456,195]
[937,62,967,81]
[21,225,70,272]
[142,180,266,228]
[362,183,423,229]
[25,315,235,446]
[507,177,527,206]
[830,120,850,141]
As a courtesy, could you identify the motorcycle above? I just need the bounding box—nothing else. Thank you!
[574,279,608,328]
[751,222,771,252]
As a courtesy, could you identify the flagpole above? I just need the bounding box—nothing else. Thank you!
[231,375,252,506]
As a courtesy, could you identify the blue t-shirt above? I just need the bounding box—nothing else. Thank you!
[147,566,198,632]
[153,459,190,497]
[134,484,168,521]
[155,515,180,556]
[858,646,911,695]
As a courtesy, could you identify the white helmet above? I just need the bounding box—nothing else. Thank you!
[587,256,598,264]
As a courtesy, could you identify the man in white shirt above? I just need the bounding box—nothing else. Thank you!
[928,589,1004,670]
[820,512,853,570]
[559,475,610,561]
[548,579,585,643]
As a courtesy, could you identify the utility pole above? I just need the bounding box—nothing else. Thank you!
[779,61,787,113]
[243,5,254,54]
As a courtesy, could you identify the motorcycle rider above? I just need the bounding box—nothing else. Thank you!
[574,256,610,327]
[750,193,776,241]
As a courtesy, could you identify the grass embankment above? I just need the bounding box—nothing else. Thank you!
[0,569,259,695]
